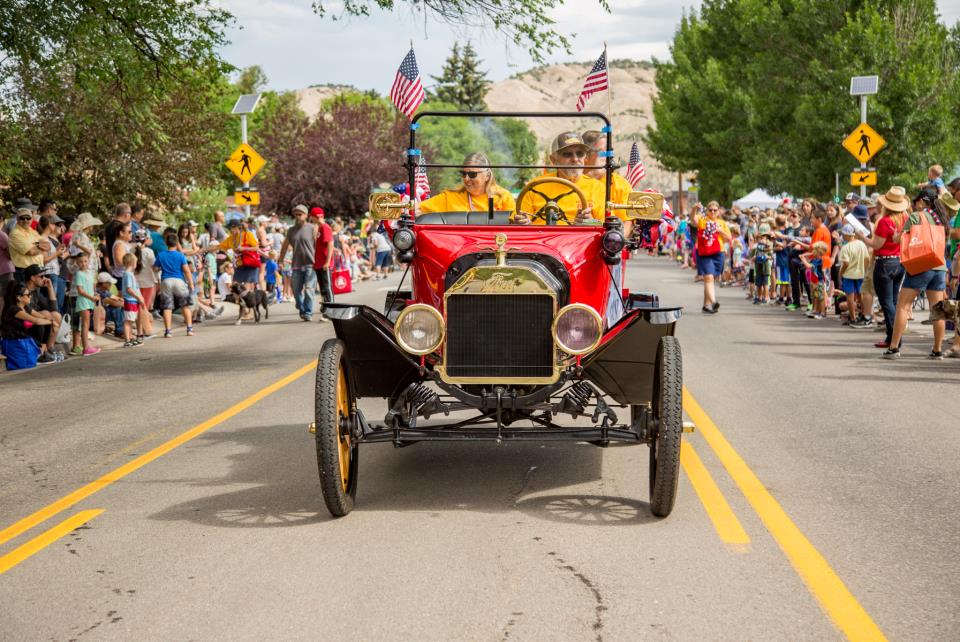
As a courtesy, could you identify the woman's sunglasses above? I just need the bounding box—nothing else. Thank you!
[459,170,484,179]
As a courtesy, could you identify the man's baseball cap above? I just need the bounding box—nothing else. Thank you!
[844,192,860,201]
[23,264,45,279]
[549,132,590,155]
[309,206,325,218]
[293,204,308,215]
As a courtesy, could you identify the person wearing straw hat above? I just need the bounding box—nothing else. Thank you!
[881,189,950,359]
[855,186,909,350]
[9,207,48,282]
[142,211,167,251]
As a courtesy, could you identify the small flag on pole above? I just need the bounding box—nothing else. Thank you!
[414,155,431,200]
[390,48,424,119]
[575,50,609,112]
[626,141,646,187]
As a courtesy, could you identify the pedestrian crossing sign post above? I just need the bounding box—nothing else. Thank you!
[842,123,885,164]
[225,143,265,182]
[235,189,260,206]
[850,170,877,187]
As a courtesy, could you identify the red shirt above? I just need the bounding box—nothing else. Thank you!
[313,223,333,268]
[696,218,724,256]
[874,216,902,257]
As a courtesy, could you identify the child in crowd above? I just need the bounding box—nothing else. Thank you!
[838,224,870,326]
[802,241,829,319]
[729,224,746,285]
[71,253,100,356]
[202,244,218,305]
[95,273,125,337]
[120,253,145,347]
[265,250,280,303]
[917,164,946,194]
[773,215,792,305]
[217,261,234,300]
[750,223,774,304]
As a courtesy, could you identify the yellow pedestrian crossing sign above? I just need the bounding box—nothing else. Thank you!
[842,123,886,164]
[235,189,260,206]
[225,143,265,182]
[851,170,877,186]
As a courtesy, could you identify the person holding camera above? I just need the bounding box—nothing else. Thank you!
[8,207,48,283]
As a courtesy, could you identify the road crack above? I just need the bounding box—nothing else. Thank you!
[535,538,606,641]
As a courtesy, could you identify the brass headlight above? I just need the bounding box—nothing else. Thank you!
[552,304,602,355]
[394,304,444,355]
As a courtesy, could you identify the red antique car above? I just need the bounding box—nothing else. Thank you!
[314,111,683,518]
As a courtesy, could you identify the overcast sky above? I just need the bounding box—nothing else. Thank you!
[217,0,960,93]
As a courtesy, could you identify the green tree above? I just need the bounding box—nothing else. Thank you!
[430,43,489,110]
[312,0,610,64]
[646,0,960,202]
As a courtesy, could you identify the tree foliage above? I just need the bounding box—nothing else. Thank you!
[646,0,960,203]
[430,43,490,110]
[312,0,609,64]
[256,97,409,216]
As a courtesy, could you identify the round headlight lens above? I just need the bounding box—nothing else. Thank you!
[393,228,416,252]
[553,304,602,355]
[394,304,444,355]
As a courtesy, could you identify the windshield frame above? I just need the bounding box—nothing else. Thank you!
[407,111,614,220]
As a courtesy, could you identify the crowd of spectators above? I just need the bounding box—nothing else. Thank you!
[652,168,960,360]
[0,198,395,371]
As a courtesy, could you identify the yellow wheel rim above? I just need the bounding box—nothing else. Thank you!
[336,364,351,492]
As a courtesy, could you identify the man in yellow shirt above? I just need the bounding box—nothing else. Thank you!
[582,130,633,236]
[514,132,605,225]
[9,207,48,281]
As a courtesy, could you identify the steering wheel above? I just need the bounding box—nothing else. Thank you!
[515,176,588,225]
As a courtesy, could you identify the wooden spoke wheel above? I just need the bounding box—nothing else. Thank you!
[648,336,683,517]
[315,338,359,517]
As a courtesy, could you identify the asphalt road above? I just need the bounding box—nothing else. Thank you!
[0,254,957,641]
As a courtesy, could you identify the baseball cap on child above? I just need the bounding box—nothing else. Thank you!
[758,223,772,235]
[841,224,856,236]
[97,272,116,284]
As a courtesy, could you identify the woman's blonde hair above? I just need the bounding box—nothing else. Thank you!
[456,152,499,197]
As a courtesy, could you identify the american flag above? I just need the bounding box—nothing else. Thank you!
[390,48,424,119]
[575,50,609,112]
[626,141,646,187]
[414,154,430,200]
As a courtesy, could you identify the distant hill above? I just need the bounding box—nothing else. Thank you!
[294,61,671,192]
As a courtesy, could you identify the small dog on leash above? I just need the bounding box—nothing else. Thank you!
[227,284,269,324]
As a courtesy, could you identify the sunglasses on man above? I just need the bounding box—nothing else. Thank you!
[459,170,484,179]
[17,215,32,221]
[559,150,587,159]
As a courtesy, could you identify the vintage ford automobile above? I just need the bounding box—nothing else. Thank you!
[314,111,683,518]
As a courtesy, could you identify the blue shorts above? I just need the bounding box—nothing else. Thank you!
[902,269,947,292]
[375,250,391,268]
[841,277,863,294]
[776,264,791,285]
[696,252,724,277]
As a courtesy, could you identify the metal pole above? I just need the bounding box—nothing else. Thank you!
[678,172,683,216]
[241,114,251,219]
[859,96,867,199]
[835,173,839,202]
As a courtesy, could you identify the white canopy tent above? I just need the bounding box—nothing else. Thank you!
[732,188,790,210]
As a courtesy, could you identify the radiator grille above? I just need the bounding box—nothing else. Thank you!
[445,294,554,379]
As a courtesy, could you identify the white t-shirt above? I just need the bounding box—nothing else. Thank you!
[369,231,391,252]
[217,271,233,298]
[135,246,158,288]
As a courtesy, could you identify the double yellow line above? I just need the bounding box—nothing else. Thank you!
[0,360,317,575]
[682,387,887,641]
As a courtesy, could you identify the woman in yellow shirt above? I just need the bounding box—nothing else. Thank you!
[419,152,516,215]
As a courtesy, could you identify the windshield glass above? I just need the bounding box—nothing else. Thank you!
[408,112,621,226]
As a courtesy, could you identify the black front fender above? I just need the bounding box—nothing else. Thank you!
[323,303,423,399]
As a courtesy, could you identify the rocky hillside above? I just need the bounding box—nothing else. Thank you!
[295,61,671,192]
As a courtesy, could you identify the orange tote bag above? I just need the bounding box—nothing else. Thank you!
[900,213,945,275]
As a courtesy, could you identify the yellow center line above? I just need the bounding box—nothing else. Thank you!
[0,360,317,548]
[683,387,887,642]
[0,510,104,575]
[680,441,750,549]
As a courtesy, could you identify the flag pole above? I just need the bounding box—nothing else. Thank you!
[604,42,613,122]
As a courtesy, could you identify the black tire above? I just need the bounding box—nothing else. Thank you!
[649,335,683,517]
[315,338,359,517]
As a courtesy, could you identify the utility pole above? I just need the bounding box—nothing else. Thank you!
[231,94,262,216]
[849,76,879,199]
